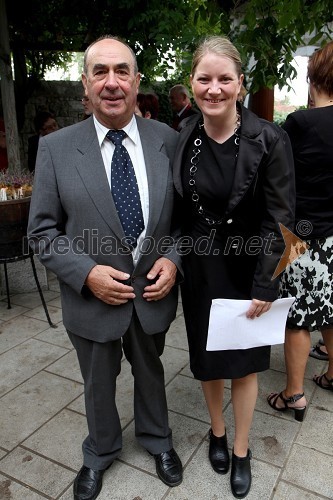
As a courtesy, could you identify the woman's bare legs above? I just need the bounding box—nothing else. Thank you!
[201,374,258,456]
[284,328,310,403]
[232,373,257,457]
[270,328,309,409]
[201,379,225,437]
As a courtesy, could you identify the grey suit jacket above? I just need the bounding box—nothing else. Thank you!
[28,115,181,342]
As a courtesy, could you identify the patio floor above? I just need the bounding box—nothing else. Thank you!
[0,271,332,499]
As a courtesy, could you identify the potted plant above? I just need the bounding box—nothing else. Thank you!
[0,170,34,258]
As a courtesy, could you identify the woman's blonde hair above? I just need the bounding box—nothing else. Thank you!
[191,35,242,77]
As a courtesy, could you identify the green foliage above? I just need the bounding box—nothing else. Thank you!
[5,0,333,93]
[273,109,289,126]
[231,0,333,92]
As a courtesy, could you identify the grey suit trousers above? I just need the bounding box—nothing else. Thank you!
[68,313,173,470]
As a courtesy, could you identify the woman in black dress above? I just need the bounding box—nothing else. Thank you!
[173,36,294,498]
[268,40,333,420]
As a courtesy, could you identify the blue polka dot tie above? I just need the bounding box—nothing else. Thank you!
[107,129,145,247]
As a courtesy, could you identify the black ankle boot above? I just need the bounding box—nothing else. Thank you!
[230,449,252,499]
[208,429,230,474]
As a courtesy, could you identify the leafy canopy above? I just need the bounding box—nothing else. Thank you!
[6,0,333,92]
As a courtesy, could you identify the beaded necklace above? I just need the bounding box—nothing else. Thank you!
[189,111,241,225]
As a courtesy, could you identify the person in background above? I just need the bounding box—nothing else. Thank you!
[0,118,8,171]
[135,92,159,119]
[267,40,333,420]
[28,110,58,172]
[172,35,294,498]
[28,35,183,500]
[169,84,199,131]
[81,94,93,120]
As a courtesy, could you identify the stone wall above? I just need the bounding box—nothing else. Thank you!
[21,80,85,170]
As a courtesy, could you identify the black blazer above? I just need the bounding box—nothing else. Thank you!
[173,104,295,301]
[282,106,333,239]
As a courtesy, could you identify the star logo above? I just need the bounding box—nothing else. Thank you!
[271,223,309,280]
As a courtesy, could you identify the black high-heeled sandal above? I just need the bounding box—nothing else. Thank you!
[267,391,306,422]
[313,373,333,391]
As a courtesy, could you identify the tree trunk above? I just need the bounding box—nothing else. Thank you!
[248,87,274,122]
[0,0,22,172]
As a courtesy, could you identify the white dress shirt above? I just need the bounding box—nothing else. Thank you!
[93,115,149,263]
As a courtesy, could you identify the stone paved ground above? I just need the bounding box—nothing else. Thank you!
[0,272,332,499]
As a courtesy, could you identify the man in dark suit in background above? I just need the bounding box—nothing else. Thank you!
[169,84,199,131]
[28,35,182,500]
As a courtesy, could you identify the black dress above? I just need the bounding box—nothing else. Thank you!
[181,126,271,381]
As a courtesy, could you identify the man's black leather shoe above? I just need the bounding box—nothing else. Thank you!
[209,429,230,474]
[73,465,110,500]
[153,448,183,486]
[230,449,252,499]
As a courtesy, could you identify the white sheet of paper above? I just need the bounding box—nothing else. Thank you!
[206,297,295,351]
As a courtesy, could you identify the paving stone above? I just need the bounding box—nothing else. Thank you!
[9,290,60,309]
[0,316,49,355]
[166,373,212,423]
[23,303,63,324]
[0,338,69,397]
[282,443,333,498]
[162,345,191,385]
[34,322,73,349]
[0,300,29,321]
[23,409,87,470]
[47,296,62,308]
[67,394,85,416]
[0,447,75,498]
[165,313,188,350]
[0,371,83,450]
[46,349,83,383]
[296,405,333,455]
[311,382,333,413]
[272,480,328,499]
[0,473,45,499]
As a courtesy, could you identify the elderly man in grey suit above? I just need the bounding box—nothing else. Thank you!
[28,35,182,500]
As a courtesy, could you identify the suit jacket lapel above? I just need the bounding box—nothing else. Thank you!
[74,118,125,241]
[225,105,265,214]
[225,135,264,214]
[74,117,174,243]
[174,108,265,216]
[136,117,170,237]
[173,117,199,197]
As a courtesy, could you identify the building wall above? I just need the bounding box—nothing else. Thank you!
[21,80,85,170]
